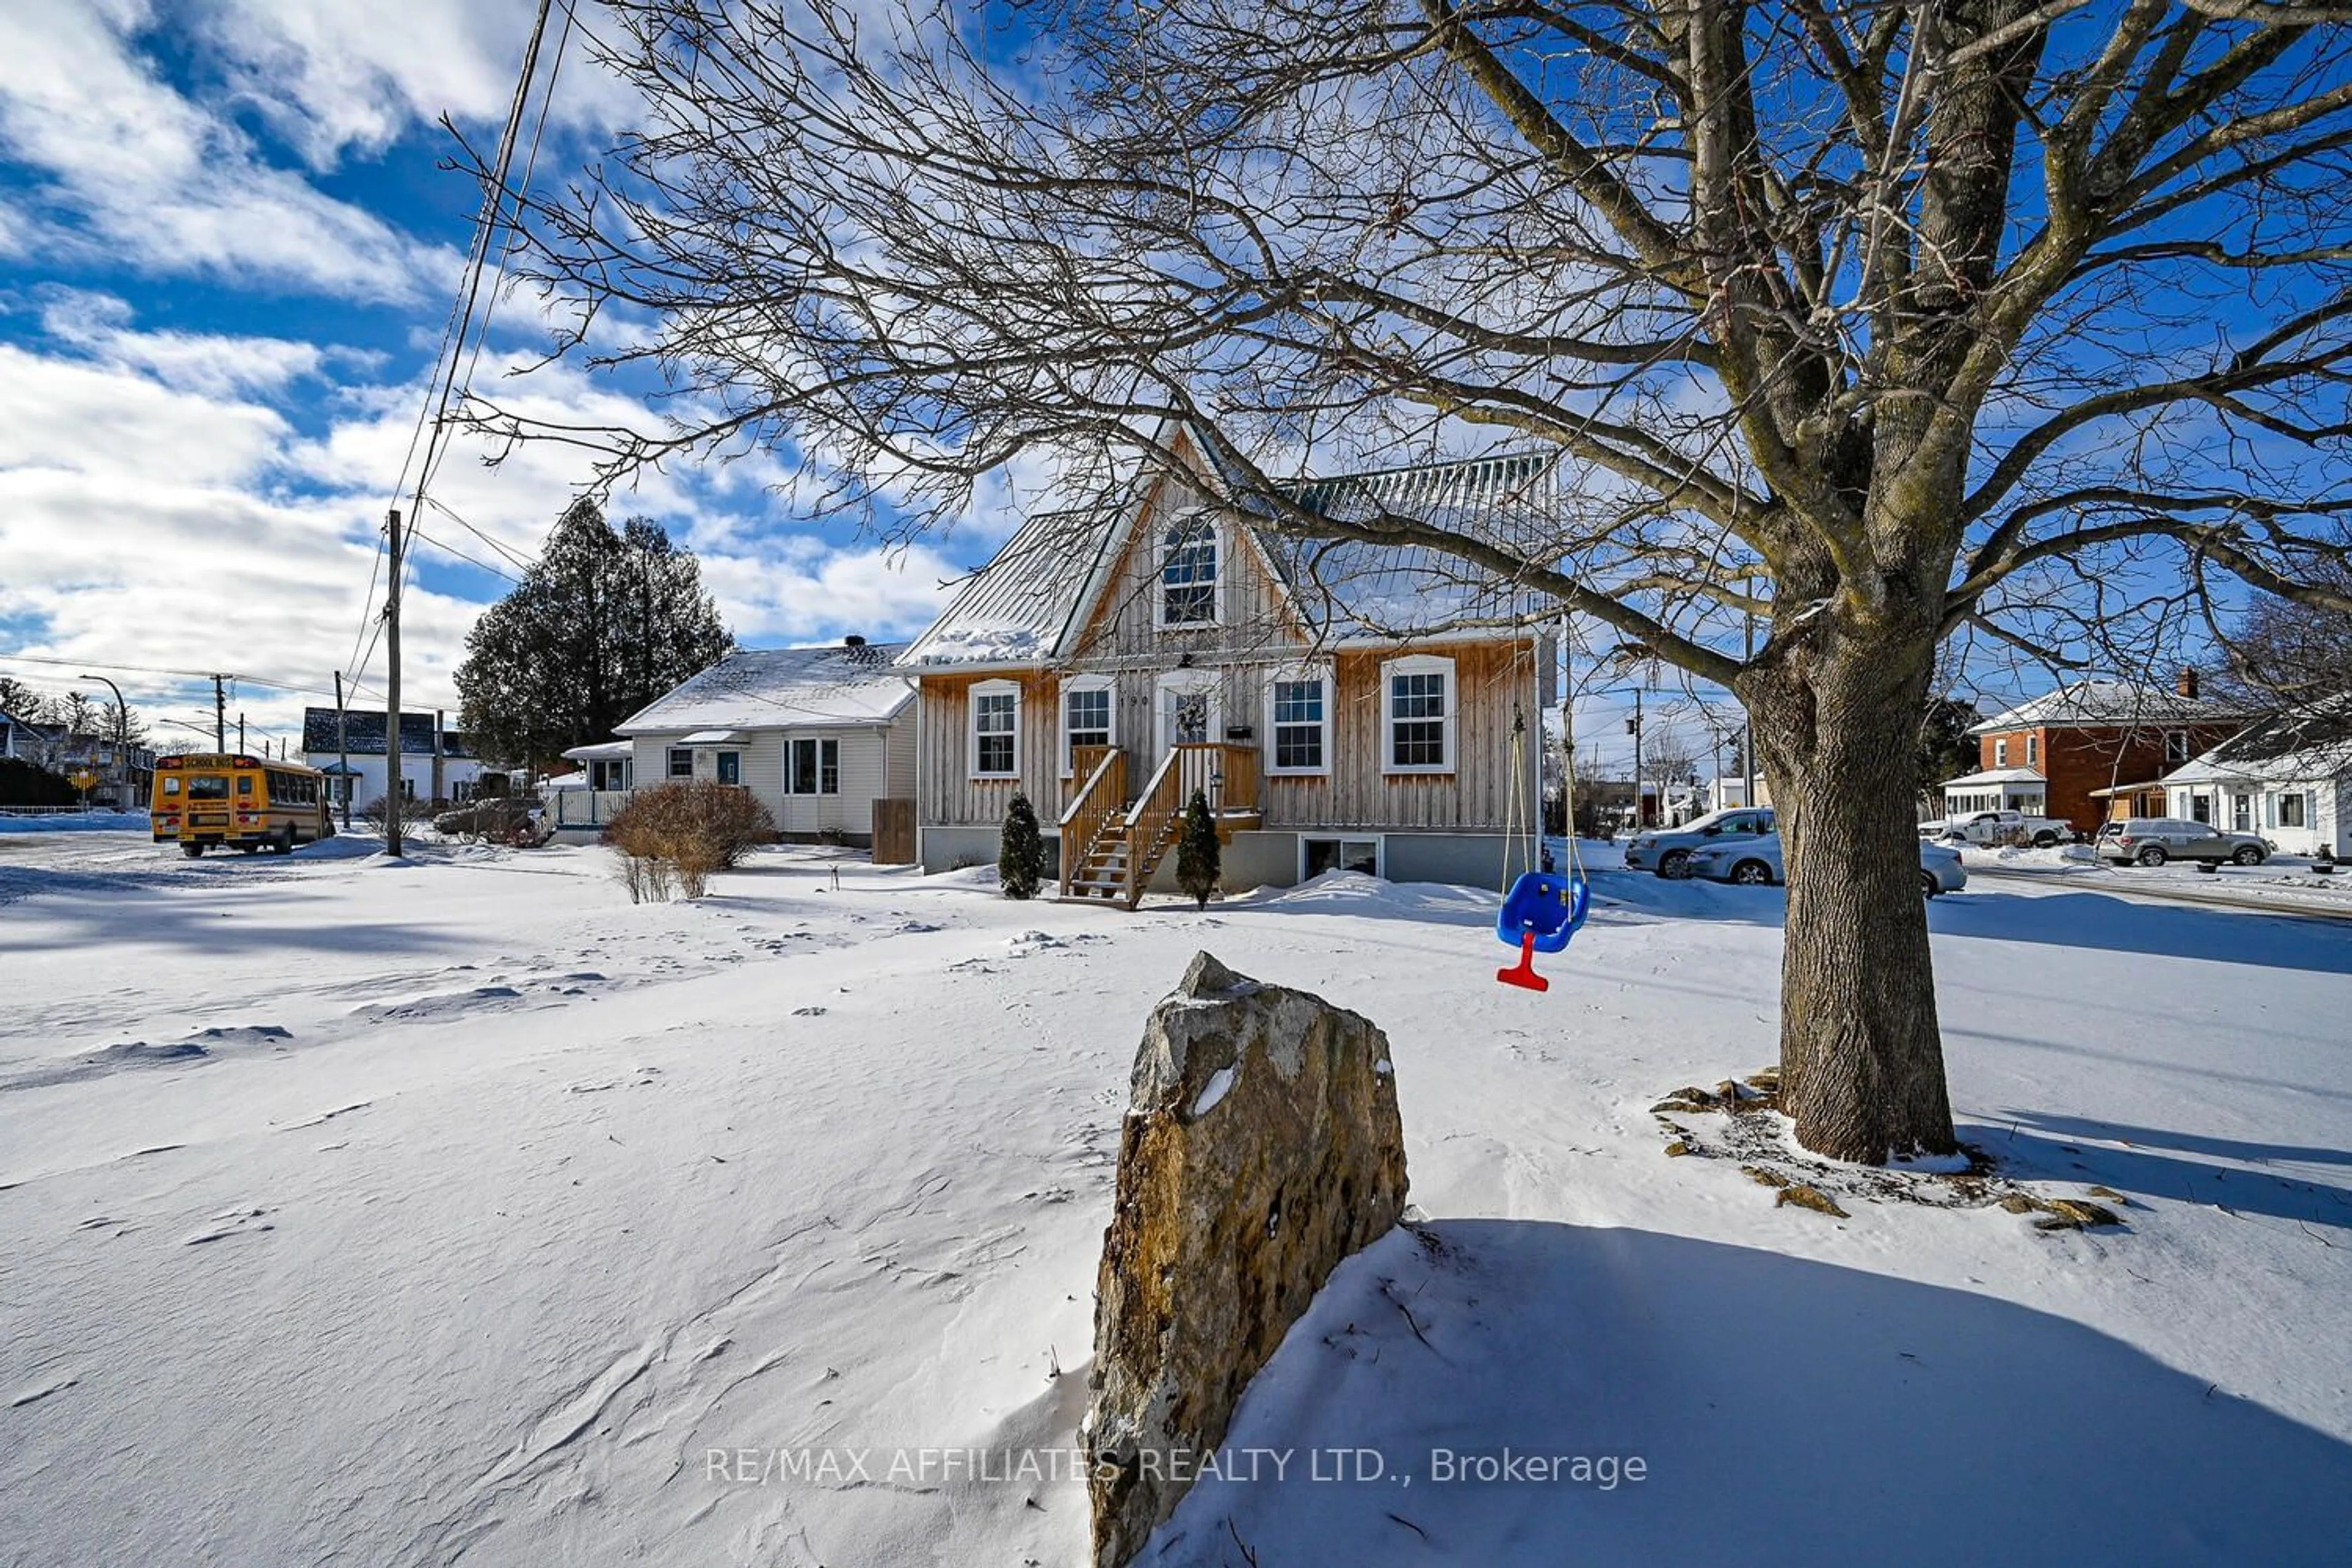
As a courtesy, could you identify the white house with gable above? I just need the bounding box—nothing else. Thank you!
[589,638,916,845]
[2157,696,2352,859]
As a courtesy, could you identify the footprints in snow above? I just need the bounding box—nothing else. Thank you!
[0,1024,292,1093]
[183,1205,276,1246]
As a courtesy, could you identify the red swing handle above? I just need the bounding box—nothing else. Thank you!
[1496,930,1550,992]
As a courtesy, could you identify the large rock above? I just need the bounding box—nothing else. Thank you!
[1084,952,1408,1566]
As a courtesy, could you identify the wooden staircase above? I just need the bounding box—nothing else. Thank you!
[1058,742,1261,908]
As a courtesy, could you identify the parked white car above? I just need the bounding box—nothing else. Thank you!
[1923,810,2075,847]
[1687,833,1969,897]
[1623,808,1779,879]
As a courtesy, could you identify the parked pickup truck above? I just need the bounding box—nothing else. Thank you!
[1921,810,2076,848]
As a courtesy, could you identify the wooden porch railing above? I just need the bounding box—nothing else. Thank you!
[1057,745,1127,897]
[1118,743,1258,908]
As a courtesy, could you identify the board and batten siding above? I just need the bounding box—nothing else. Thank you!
[1063,473,1306,668]
[1254,641,1541,833]
[917,638,1543,834]
[918,670,1065,829]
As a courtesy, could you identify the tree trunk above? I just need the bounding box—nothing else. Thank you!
[1746,631,1958,1163]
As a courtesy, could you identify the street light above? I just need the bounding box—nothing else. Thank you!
[77,674,127,810]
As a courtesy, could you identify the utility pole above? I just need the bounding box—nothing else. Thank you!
[334,670,352,830]
[212,675,227,753]
[384,507,405,857]
[1627,688,1645,829]
[1743,595,1758,812]
[237,713,246,754]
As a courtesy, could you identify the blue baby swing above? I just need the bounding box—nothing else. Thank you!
[1495,706,1589,992]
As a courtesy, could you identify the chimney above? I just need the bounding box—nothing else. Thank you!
[2176,666,2199,700]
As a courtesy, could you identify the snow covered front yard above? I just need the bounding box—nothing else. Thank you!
[3,833,2349,1565]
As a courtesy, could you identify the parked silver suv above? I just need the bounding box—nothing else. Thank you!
[2096,817,2269,867]
[1623,808,1779,879]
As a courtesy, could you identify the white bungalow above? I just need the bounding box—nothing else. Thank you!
[2157,698,2352,859]
[567,639,917,846]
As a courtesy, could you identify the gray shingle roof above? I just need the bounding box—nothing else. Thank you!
[617,643,914,733]
[1967,680,2259,734]
[2164,696,2352,785]
[300,709,475,758]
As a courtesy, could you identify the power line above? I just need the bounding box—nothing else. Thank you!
[0,651,337,702]
[433,0,578,501]
[409,527,522,584]
[423,495,537,573]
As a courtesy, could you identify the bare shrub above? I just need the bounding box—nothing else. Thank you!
[605,781,775,899]
[618,853,676,904]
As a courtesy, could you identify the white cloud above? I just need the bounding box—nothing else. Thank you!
[36,288,352,399]
[0,1,454,301]
[195,0,638,168]
[0,311,958,739]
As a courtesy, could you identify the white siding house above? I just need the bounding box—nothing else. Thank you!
[612,639,916,843]
[300,709,486,808]
[2158,698,2352,859]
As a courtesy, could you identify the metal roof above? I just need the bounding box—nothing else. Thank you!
[899,450,1564,667]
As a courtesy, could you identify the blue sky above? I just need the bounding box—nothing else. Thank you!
[0,0,971,750]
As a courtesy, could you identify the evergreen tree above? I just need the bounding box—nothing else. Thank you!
[1915,698,1981,798]
[1175,788,1219,910]
[456,500,734,770]
[0,676,53,722]
[999,792,1044,899]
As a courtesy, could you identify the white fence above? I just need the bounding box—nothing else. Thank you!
[549,789,636,829]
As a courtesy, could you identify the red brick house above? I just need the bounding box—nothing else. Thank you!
[1941,673,2259,835]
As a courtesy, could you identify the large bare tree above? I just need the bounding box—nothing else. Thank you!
[481,0,2352,1161]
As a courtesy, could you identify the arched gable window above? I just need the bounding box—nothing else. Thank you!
[1159,513,1219,627]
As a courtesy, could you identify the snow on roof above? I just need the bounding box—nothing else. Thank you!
[1967,680,2256,734]
[897,505,1117,668]
[617,643,914,734]
[2160,696,2352,786]
[1942,767,2048,786]
[560,741,635,761]
[899,451,1561,667]
[1261,451,1564,639]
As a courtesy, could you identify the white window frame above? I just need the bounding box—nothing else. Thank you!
[786,736,842,796]
[1264,664,1333,777]
[1298,834,1384,881]
[1155,512,1223,630]
[1059,674,1117,778]
[2164,729,2191,764]
[667,747,694,779]
[2025,735,2038,767]
[1993,738,2009,766]
[1153,669,1223,760]
[970,679,1021,780]
[1381,654,1457,775]
[2278,790,2308,829]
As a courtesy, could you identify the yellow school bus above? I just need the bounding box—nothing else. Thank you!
[151,754,334,858]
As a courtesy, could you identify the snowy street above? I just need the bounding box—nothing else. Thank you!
[4,834,2350,1566]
